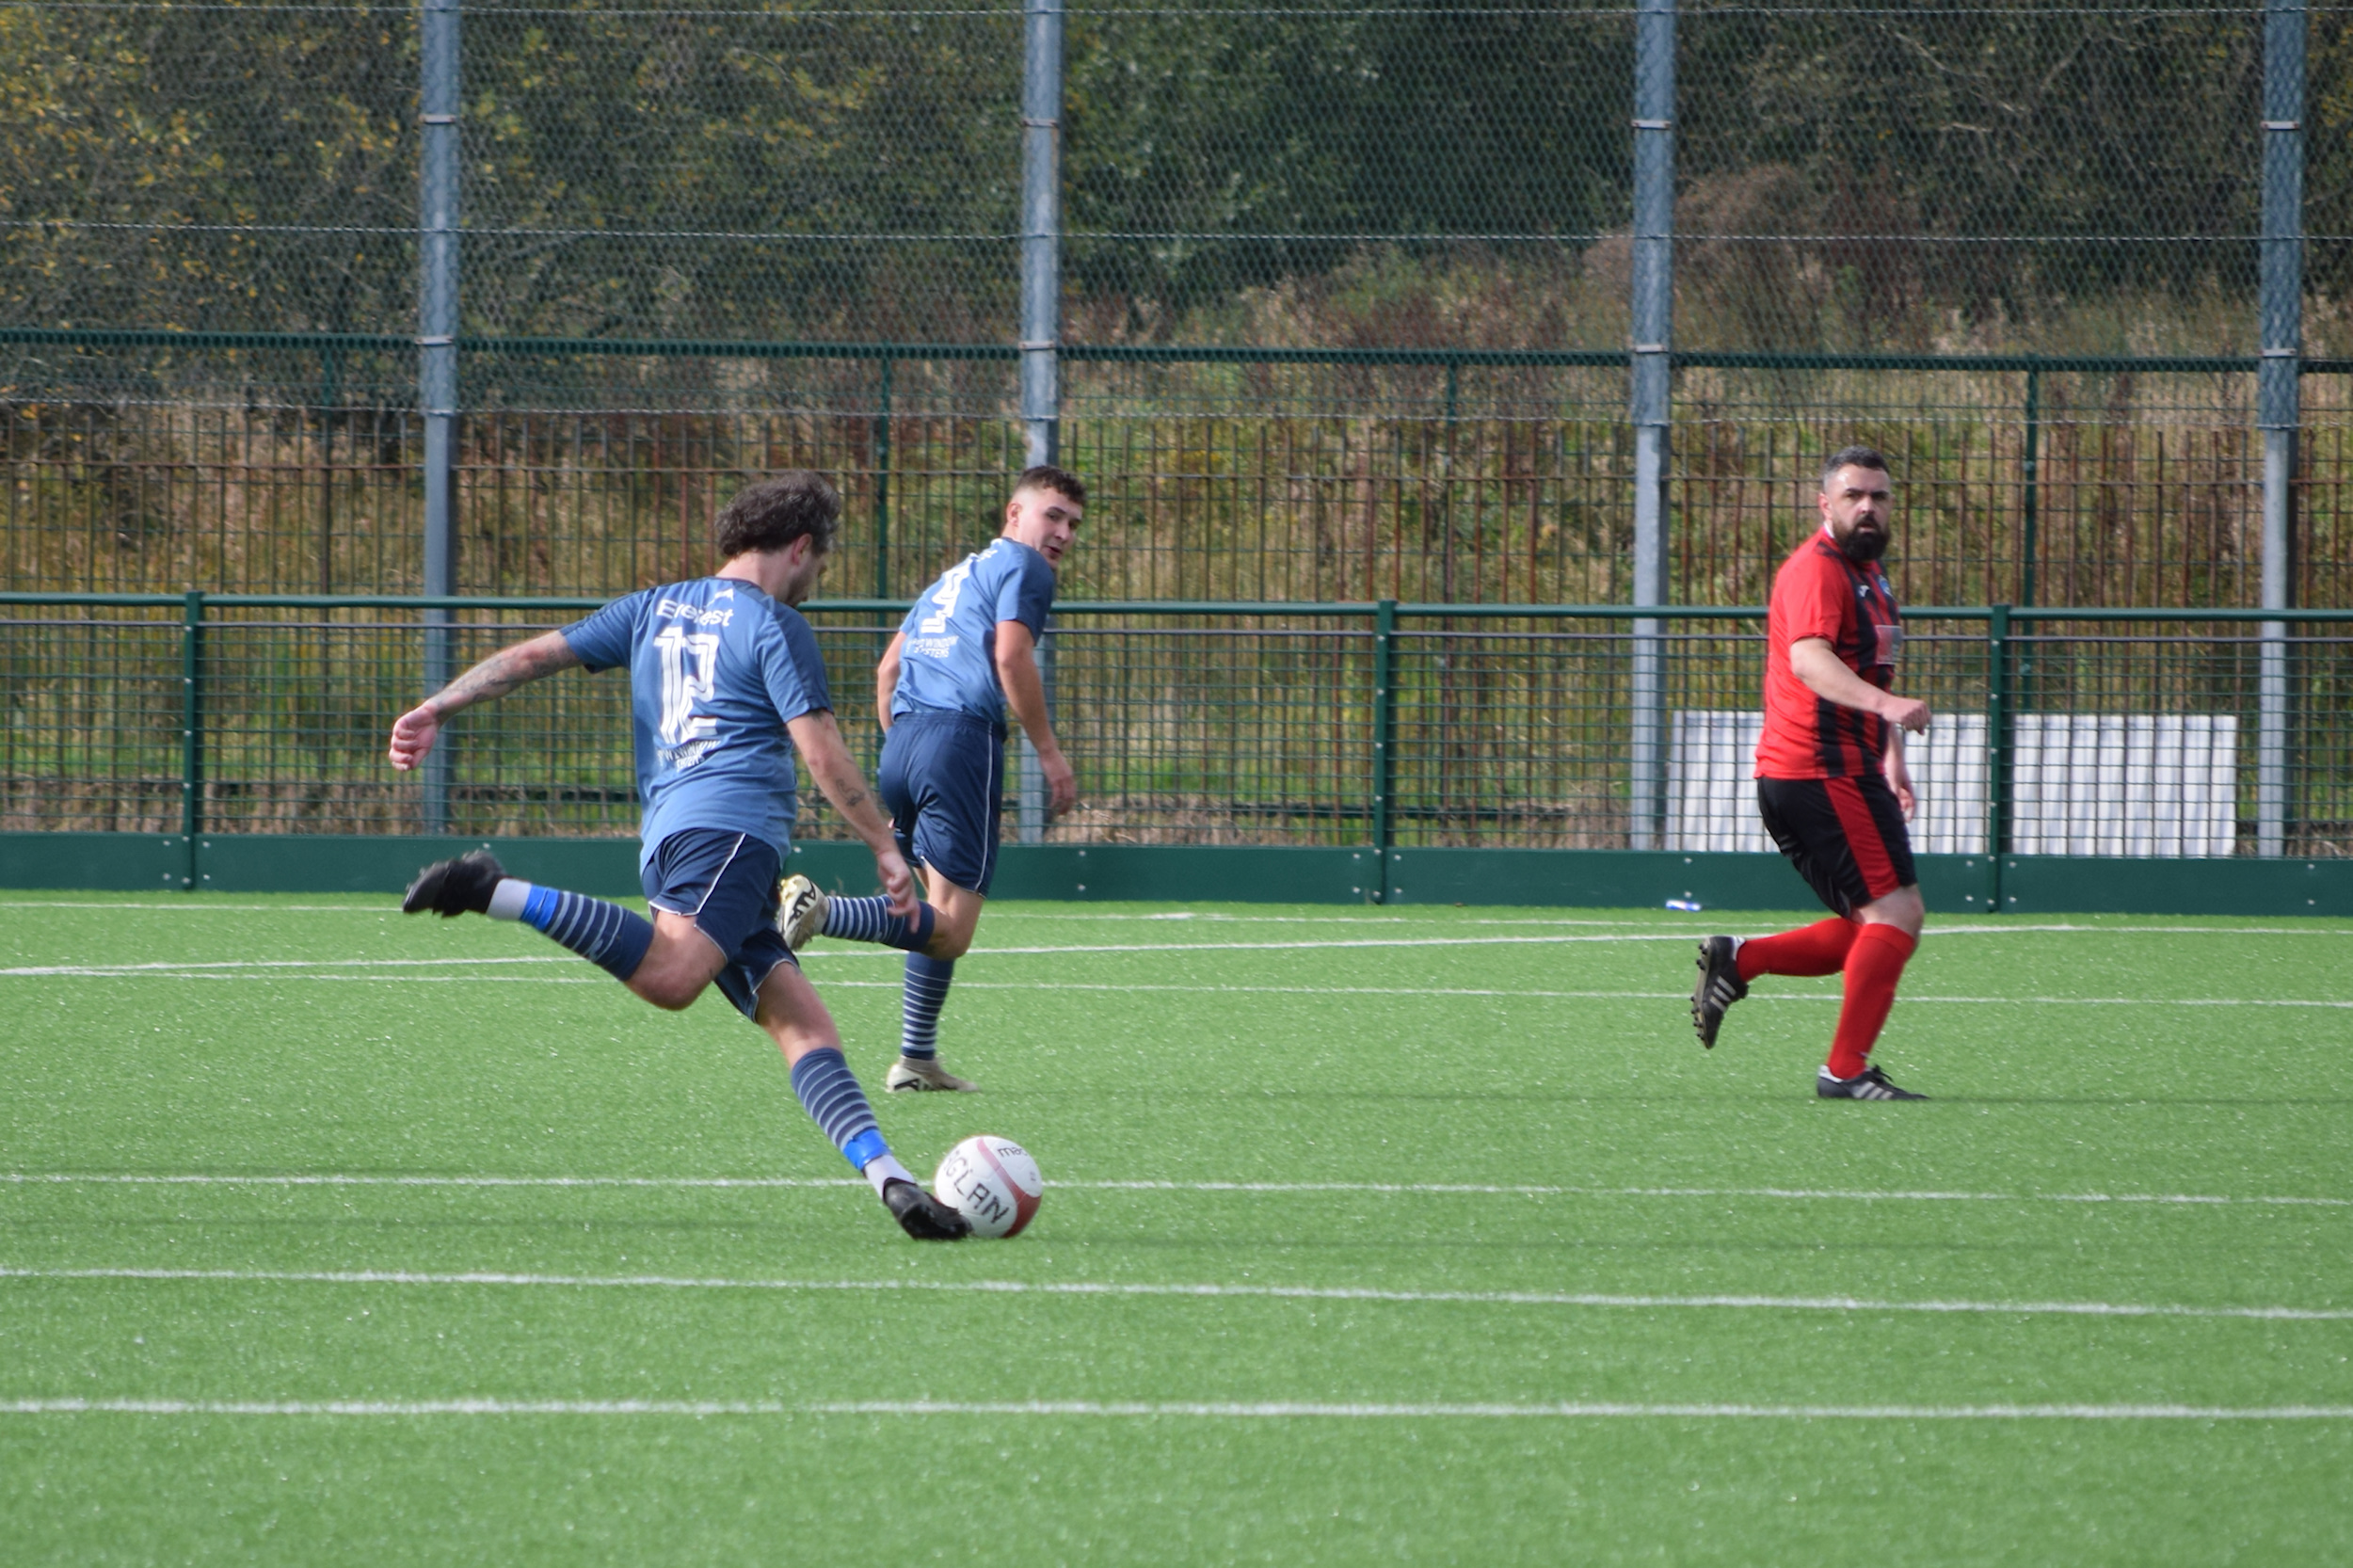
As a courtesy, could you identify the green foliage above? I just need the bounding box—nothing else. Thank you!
[0,4,2341,347]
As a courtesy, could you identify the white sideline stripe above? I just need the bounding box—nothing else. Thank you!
[1019,913,1666,927]
[5,1266,2347,1322]
[0,956,574,977]
[9,1174,2348,1208]
[0,903,392,913]
[0,937,1676,977]
[6,959,2346,1009]
[845,983,2353,1009]
[20,971,2353,1010]
[836,936,1690,954]
[5,1397,2349,1421]
[2,902,2345,939]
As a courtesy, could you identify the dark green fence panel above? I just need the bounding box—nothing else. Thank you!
[7,595,2353,865]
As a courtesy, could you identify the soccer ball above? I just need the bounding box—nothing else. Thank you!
[933,1135,1044,1240]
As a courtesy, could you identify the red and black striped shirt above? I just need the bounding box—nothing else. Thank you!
[1755,530,1903,780]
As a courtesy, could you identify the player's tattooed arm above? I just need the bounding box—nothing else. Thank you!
[387,631,581,771]
[787,709,920,915]
[440,633,582,709]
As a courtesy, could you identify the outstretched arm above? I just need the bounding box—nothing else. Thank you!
[994,620,1076,816]
[388,630,581,771]
[786,708,920,918]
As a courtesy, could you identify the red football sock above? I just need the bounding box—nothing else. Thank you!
[1826,923,1917,1080]
[1736,916,1857,983]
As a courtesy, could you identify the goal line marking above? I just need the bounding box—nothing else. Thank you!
[5,1397,2347,1421]
[8,1174,2345,1207]
[7,1266,2347,1321]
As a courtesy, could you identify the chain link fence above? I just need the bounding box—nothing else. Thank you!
[4,2,2351,863]
[4,4,2345,602]
[7,599,2351,858]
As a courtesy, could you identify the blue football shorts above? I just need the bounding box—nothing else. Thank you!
[641,827,794,1019]
[877,709,1006,897]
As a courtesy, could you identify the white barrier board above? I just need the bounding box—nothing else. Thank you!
[1663,712,2235,858]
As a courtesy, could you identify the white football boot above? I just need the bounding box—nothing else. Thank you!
[886,1056,980,1093]
[776,873,828,952]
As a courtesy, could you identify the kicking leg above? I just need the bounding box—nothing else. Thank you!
[887,867,984,1093]
[753,961,966,1240]
[788,877,936,952]
[407,850,671,988]
[406,851,737,1011]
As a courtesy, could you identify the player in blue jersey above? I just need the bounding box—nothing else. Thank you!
[386,472,969,1240]
[777,464,1083,1093]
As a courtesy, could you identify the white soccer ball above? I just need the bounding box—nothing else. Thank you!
[933,1135,1044,1240]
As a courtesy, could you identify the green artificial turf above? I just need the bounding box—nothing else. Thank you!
[2,892,2349,1564]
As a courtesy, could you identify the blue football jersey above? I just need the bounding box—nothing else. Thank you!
[891,538,1058,723]
[561,578,833,864]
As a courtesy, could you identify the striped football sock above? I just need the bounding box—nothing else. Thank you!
[899,954,954,1061]
[820,894,937,952]
[788,1047,907,1193]
[488,878,653,984]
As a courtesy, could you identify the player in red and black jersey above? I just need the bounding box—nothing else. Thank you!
[1690,446,1934,1099]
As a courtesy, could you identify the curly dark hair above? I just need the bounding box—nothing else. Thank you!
[1012,463,1087,508]
[713,472,840,559]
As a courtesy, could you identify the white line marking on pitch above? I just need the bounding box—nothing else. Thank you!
[0,956,575,978]
[6,961,2345,1009]
[5,1266,2346,1322]
[4,902,2345,939]
[0,937,1682,977]
[20,927,2351,979]
[826,983,2353,1009]
[0,904,394,913]
[4,1397,2348,1421]
[8,1174,2345,1207]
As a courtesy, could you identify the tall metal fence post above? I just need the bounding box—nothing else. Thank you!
[1016,0,1064,841]
[872,358,895,599]
[1019,0,1063,471]
[1626,0,1675,851]
[1984,603,2012,913]
[2019,362,2041,610]
[2257,0,2304,858]
[180,590,205,891]
[1370,599,1399,903]
[418,0,461,834]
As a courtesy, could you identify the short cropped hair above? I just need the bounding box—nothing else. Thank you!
[1819,445,1890,492]
[1012,463,1087,509]
[713,472,840,559]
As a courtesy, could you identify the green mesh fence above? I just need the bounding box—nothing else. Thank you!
[4,4,2350,864]
[3,3,2347,607]
[6,599,2351,857]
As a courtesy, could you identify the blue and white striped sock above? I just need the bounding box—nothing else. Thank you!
[821,894,937,952]
[788,1047,909,1193]
[488,878,654,984]
[899,954,954,1061]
